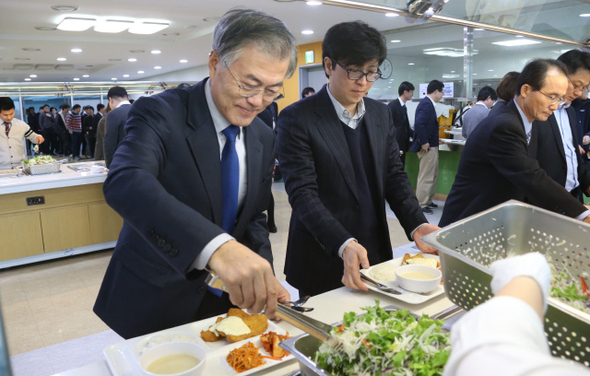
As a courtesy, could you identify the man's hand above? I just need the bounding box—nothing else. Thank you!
[414,223,440,254]
[69,130,73,135]
[341,241,370,291]
[583,135,590,145]
[579,145,586,155]
[439,139,445,145]
[584,215,590,224]
[208,240,283,318]
[36,135,45,144]
[421,143,430,152]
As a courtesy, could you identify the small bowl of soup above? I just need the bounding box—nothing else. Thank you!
[139,341,206,376]
[395,265,441,293]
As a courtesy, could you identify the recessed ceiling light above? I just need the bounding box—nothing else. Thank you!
[95,19,133,33]
[56,17,96,32]
[408,62,415,65]
[137,70,144,74]
[301,30,314,35]
[129,22,169,35]
[515,35,524,38]
[128,58,137,62]
[24,78,32,81]
[71,48,82,53]
[123,74,130,78]
[488,69,494,71]
[492,39,541,46]
[385,12,399,17]
[82,74,89,77]
[390,39,401,43]
[556,42,562,45]
[307,1,322,5]
[473,73,478,75]
[151,50,162,54]
[15,57,30,60]
[22,48,41,52]
[51,5,79,11]
[111,77,117,80]
[580,13,590,17]
[73,77,80,81]
[185,25,197,29]
[163,33,179,37]
[35,26,57,31]
[203,17,221,22]
[450,70,455,73]
[179,59,188,63]
[474,28,484,31]
[29,74,37,78]
[57,57,67,61]
[108,58,121,61]
[130,49,145,53]
[154,66,162,69]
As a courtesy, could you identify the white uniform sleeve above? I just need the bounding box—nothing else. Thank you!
[444,296,590,376]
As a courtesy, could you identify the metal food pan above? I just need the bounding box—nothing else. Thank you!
[422,200,590,366]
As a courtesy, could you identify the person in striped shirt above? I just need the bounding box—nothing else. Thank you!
[66,104,83,160]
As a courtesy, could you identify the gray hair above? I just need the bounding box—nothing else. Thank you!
[212,9,298,78]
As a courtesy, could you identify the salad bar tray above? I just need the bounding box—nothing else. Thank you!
[422,200,590,366]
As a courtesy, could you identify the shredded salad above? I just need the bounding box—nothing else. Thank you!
[549,263,590,314]
[23,155,56,165]
[315,301,451,376]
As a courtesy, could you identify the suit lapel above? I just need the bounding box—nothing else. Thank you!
[186,80,223,226]
[549,113,566,161]
[362,102,384,197]
[566,106,580,146]
[314,87,359,201]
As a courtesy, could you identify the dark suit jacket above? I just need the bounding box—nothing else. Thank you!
[276,86,427,295]
[93,79,276,339]
[440,101,586,227]
[103,103,131,168]
[530,107,590,196]
[387,98,412,152]
[410,96,439,152]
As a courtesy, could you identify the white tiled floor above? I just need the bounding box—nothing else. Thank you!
[1,183,444,375]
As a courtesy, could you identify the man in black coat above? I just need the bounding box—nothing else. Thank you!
[103,86,131,168]
[387,81,414,167]
[276,21,438,297]
[440,59,590,227]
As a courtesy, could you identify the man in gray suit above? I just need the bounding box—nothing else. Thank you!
[462,86,497,139]
[276,21,438,297]
[103,86,131,168]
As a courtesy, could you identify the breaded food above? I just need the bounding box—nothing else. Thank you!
[224,313,268,343]
[200,316,224,342]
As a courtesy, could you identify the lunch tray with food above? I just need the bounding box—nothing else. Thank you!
[421,200,590,366]
[103,308,293,376]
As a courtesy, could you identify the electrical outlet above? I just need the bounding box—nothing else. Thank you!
[26,196,45,206]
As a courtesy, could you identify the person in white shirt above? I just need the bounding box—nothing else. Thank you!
[0,97,44,169]
[445,252,590,376]
[462,86,497,138]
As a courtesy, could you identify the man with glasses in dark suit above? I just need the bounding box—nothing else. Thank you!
[276,21,438,298]
[388,81,414,167]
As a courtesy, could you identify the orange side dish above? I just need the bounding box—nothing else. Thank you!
[260,331,291,358]
[227,342,266,373]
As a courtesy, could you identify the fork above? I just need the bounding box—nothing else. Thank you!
[360,273,402,295]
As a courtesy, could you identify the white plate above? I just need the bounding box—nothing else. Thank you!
[0,170,19,178]
[361,253,444,304]
[104,312,294,376]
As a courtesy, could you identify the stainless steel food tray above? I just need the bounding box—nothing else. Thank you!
[422,200,590,366]
[24,162,61,175]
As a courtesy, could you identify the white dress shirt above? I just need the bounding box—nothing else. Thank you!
[192,81,248,270]
[554,104,579,192]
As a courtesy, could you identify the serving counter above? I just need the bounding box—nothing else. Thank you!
[0,162,122,269]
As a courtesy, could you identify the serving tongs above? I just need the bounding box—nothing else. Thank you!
[275,303,345,352]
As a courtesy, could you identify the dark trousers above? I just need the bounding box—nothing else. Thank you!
[70,132,83,158]
[267,193,276,228]
[85,135,96,158]
[59,130,71,156]
[40,129,57,154]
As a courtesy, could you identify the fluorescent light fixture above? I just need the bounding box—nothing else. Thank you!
[57,57,67,61]
[473,73,478,75]
[154,66,162,69]
[111,77,117,80]
[580,13,590,17]
[492,39,541,46]
[301,30,314,35]
[128,22,169,35]
[306,1,322,5]
[474,28,484,31]
[71,48,82,53]
[179,59,188,63]
[423,47,478,57]
[56,17,96,32]
[82,74,89,77]
[488,69,494,71]
[29,74,37,78]
[515,35,524,38]
[24,78,31,81]
[123,74,130,78]
[94,19,133,33]
[450,70,455,73]
[73,78,80,81]
[137,70,144,74]
[151,50,161,54]
[385,12,399,17]
[408,62,415,66]
[128,58,137,62]
[390,39,401,43]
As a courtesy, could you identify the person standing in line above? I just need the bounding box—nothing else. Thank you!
[387,81,414,167]
[93,8,296,339]
[56,104,71,157]
[83,106,96,158]
[301,87,315,98]
[38,104,57,155]
[66,104,83,160]
[257,101,279,233]
[94,104,110,161]
[276,21,438,297]
[410,80,445,215]
[0,97,44,169]
[439,59,590,227]
[103,86,131,168]
[462,86,497,139]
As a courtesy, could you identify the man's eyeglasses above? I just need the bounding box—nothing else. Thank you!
[536,90,567,106]
[569,79,590,94]
[333,60,382,82]
[224,60,284,101]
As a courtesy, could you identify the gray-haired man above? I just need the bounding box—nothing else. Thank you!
[94,9,297,339]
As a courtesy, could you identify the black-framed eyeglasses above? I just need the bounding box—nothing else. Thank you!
[332,59,382,82]
[536,90,566,106]
[223,60,284,101]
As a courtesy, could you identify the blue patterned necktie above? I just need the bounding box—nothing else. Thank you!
[4,122,10,137]
[221,125,240,234]
[526,131,532,145]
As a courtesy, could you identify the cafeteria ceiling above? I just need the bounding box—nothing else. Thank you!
[0,0,588,83]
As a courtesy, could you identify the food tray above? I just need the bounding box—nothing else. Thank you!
[24,162,60,175]
[421,200,590,366]
[104,312,293,376]
[360,254,444,304]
